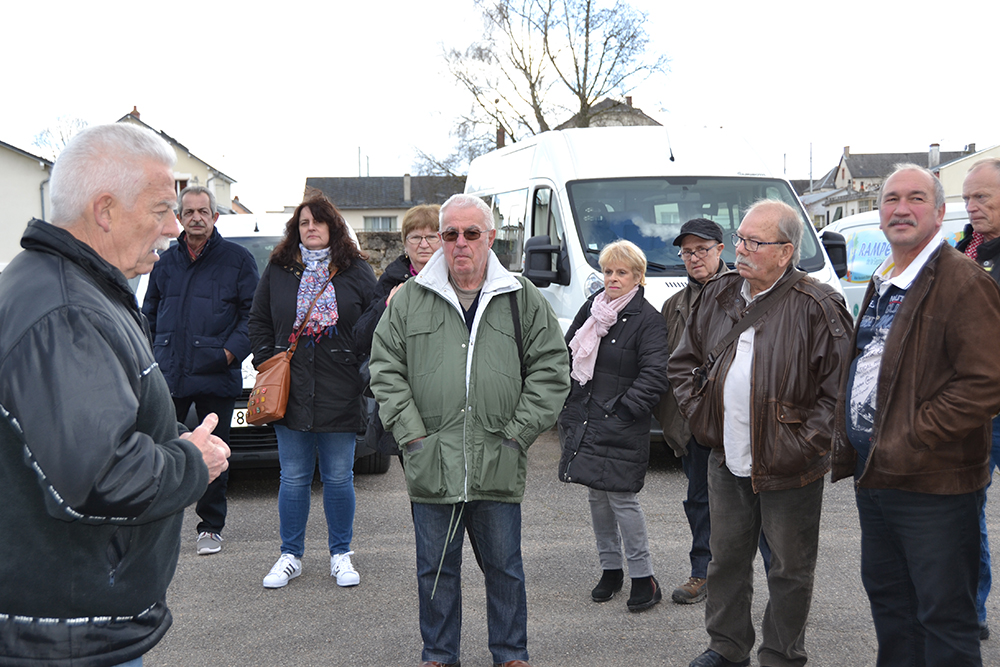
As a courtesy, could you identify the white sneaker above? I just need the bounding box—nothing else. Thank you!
[331,551,360,587]
[263,554,301,589]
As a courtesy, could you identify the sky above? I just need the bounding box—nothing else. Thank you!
[2,0,997,213]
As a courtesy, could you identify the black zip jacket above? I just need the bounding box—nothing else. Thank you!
[0,220,209,667]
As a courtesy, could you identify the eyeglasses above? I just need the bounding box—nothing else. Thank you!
[440,228,485,243]
[677,247,716,260]
[406,234,440,246]
[731,233,789,253]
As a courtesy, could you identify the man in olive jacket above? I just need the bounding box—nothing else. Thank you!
[832,164,1000,666]
[370,194,569,667]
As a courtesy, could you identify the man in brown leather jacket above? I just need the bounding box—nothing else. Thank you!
[832,164,1000,667]
[668,200,853,667]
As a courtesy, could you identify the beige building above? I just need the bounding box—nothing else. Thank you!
[118,107,237,212]
[304,174,465,232]
[935,144,1000,202]
[0,140,53,267]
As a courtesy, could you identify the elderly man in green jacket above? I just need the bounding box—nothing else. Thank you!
[371,194,570,667]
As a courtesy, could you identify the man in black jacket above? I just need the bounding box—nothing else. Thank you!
[959,157,1000,640]
[0,123,229,667]
[142,185,258,555]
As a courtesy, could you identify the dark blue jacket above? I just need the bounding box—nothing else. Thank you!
[142,229,259,398]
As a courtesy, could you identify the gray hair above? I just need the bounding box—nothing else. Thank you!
[50,123,176,227]
[969,158,1000,179]
[440,193,495,230]
[744,199,803,266]
[880,163,946,208]
[179,185,217,216]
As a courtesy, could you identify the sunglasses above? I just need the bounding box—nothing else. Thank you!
[440,228,486,243]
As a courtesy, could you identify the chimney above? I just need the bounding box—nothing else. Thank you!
[626,96,633,107]
[403,173,411,202]
[966,142,976,154]
[929,143,940,168]
[130,106,140,120]
[843,146,850,158]
[497,125,506,149]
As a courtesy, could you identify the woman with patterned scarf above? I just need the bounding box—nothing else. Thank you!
[557,240,671,612]
[249,194,376,590]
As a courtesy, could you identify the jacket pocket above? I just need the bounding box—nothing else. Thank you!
[471,430,525,497]
[402,433,447,499]
[190,334,230,374]
[407,310,445,376]
[768,402,826,475]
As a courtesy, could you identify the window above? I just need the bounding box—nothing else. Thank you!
[364,216,396,231]
[485,190,527,271]
[566,176,826,275]
[858,201,871,213]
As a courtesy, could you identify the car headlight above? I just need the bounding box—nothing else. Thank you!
[584,272,603,297]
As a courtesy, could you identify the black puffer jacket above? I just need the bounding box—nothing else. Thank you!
[248,256,376,432]
[353,253,412,356]
[0,221,209,667]
[956,224,1000,288]
[558,287,670,493]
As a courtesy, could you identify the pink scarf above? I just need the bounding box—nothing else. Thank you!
[569,285,640,385]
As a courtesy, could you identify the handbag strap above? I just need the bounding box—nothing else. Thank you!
[287,275,334,355]
[703,269,805,371]
[508,291,525,386]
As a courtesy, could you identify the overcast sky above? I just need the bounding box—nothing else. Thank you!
[2,0,997,213]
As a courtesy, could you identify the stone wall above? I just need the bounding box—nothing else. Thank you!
[357,231,405,277]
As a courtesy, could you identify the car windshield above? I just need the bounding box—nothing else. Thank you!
[228,236,282,276]
[567,177,823,276]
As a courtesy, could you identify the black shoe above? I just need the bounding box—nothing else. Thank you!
[688,649,750,667]
[981,620,990,641]
[590,569,624,602]
[626,575,662,611]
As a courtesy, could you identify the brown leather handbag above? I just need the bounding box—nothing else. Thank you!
[247,277,332,426]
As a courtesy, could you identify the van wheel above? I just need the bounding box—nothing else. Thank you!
[353,451,391,475]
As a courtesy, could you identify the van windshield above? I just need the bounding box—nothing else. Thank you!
[567,177,823,276]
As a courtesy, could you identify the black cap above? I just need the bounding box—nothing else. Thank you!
[673,218,724,246]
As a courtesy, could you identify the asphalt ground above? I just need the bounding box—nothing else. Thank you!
[146,429,1000,667]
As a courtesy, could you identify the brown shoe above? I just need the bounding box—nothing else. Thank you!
[420,662,460,667]
[493,662,531,667]
[672,576,707,604]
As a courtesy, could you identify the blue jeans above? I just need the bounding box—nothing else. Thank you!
[857,486,983,667]
[412,501,528,665]
[274,425,356,556]
[976,415,1000,624]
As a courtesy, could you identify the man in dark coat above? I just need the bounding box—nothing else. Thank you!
[142,185,258,555]
[0,123,229,666]
[956,157,1000,640]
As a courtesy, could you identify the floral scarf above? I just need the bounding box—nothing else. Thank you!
[291,244,338,343]
[568,285,639,385]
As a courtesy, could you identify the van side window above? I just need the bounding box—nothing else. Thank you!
[532,187,564,248]
[487,189,528,272]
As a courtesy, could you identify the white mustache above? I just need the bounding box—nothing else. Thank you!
[735,255,757,270]
[152,237,171,252]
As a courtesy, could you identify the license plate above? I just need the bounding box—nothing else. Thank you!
[232,408,250,428]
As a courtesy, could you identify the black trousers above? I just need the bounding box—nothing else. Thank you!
[174,394,235,534]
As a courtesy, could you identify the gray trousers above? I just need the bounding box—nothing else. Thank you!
[588,487,654,578]
[705,450,824,667]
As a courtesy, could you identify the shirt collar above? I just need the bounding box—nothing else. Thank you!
[873,233,943,293]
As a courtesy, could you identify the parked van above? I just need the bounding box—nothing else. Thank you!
[464,126,847,331]
[820,203,969,319]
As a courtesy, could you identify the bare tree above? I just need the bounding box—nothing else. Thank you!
[32,116,89,161]
[444,0,666,143]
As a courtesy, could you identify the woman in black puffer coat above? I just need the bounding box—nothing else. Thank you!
[558,239,670,612]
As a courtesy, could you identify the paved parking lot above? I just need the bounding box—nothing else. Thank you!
[146,429,1000,667]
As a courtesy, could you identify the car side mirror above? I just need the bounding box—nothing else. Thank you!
[821,231,848,279]
[522,235,567,288]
